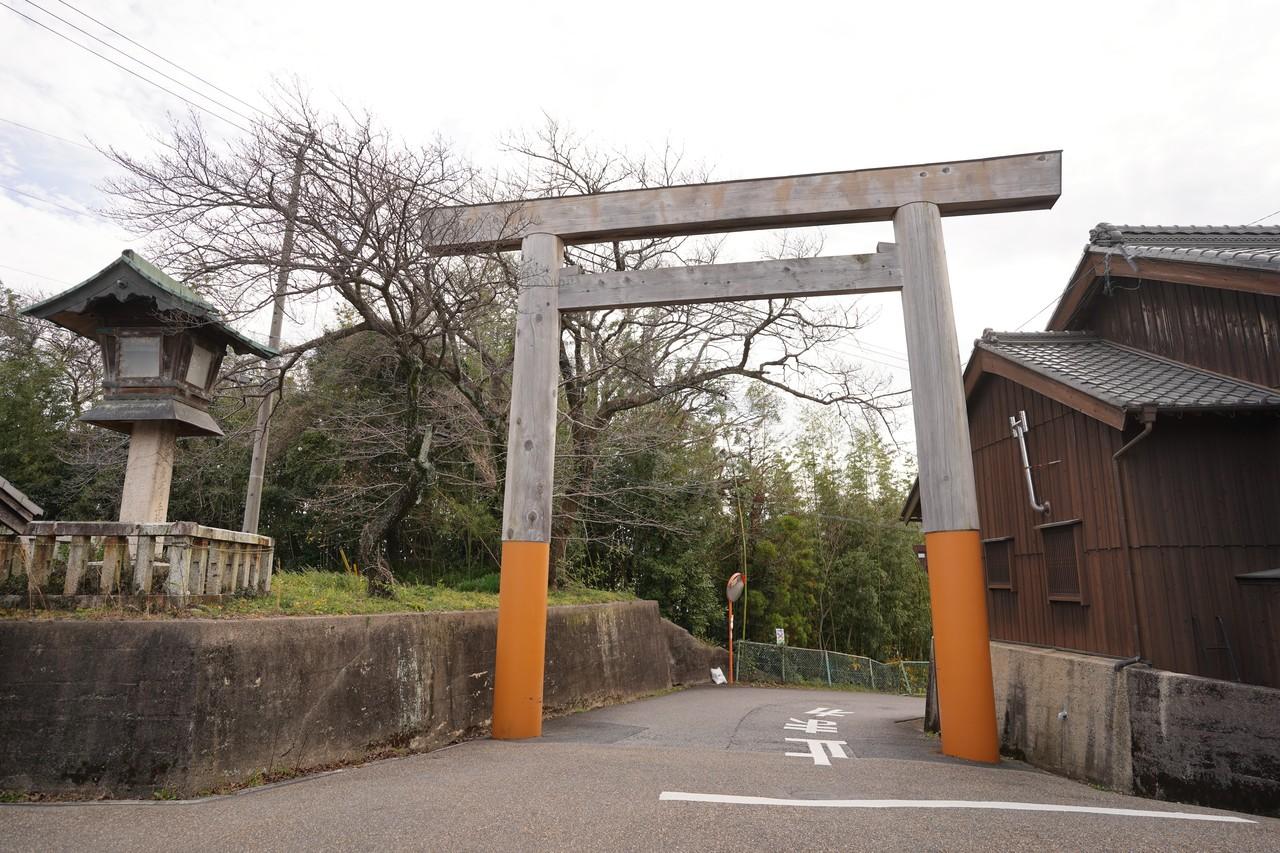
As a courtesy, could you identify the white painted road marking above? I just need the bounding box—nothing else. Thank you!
[784,738,850,766]
[805,707,853,717]
[657,792,1257,823]
[784,717,839,734]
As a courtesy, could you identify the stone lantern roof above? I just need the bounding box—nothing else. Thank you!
[21,250,276,437]
[21,250,276,359]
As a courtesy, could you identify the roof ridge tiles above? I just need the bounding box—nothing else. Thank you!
[979,330,1097,344]
[1090,222,1280,248]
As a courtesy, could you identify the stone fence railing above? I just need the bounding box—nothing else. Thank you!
[0,521,273,600]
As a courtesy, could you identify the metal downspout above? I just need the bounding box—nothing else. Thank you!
[1010,411,1051,515]
[1111,407,1156,662]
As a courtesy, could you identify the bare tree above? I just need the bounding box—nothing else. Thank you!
[503,119,905,585]
[103,90,515,595]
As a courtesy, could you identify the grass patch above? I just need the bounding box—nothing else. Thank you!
[0,570,632,620]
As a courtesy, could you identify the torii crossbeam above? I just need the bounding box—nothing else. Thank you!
[426,151,1063,764]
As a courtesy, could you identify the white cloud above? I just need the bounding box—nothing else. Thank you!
[2,0,1276,438]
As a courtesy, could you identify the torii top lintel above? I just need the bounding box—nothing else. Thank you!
[427,151,1062,254]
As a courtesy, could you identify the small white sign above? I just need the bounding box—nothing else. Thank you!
[711,667,727,685]
[775,628,786,645]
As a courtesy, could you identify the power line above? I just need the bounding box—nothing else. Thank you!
[1013,290,1064,331]
[0,116,101,153]
[54,0,264,116]
[1,3,252,133]
[21,0,259,125]
[1247,208,1280,226]
[0,182,102,218]
[0,263,73,284]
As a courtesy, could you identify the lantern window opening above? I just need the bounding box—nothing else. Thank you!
[117,334,163,378]
[185,342,216,390]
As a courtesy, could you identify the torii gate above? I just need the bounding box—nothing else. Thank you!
[427,151,1062,763]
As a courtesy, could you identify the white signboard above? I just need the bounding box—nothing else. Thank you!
[775,628,786,645]
[710,667,727,685]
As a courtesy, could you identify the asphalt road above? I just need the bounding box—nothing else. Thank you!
[3,686,1276,852]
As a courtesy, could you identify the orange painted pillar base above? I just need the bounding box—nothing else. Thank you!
[926,529,1000,763]
[492,540,550,739]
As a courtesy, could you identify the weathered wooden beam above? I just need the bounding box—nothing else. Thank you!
[894,200,999,765]
[426,151,1061,253]
[558,251,901,312]
[896,203,980,534]
[500,233,565,543]
[492,233,563,741]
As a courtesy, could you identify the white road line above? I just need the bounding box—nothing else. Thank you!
[657,792,1256,824]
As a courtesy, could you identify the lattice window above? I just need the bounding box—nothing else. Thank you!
[983,538,1013,590]
[1042,521,1083,602]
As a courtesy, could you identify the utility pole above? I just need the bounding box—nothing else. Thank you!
[242,134,310,534]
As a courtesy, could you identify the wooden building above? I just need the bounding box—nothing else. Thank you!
[905,224,1280,688]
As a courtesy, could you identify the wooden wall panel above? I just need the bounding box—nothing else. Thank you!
[968,376,1132,658]
[968,374,1280,686]
[1079,279,1280,388]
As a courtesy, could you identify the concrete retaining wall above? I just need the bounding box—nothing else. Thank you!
[1128,667,1280,816]
[0,600,726,796]
[990,641,1280,816]
[989,642,1133,792]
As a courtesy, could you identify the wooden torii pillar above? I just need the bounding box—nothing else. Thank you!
[428,152,1062,763]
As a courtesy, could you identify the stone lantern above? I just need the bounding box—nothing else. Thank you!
[21,250,276,523]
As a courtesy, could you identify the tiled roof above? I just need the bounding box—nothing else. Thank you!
[978,331,1280,413]
[1087,223,1280,273]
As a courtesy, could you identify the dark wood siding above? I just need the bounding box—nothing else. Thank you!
[968,377,1280,687]
[968,375,1136,659]
[1074,278,1280,388]
[1116,416,1280,687]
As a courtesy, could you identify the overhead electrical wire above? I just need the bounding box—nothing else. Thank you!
[1,2,252,133]
[53,0,265,117]
[1012,291,1063,331]
[0,182,103,218]
[0,263,73,284]
[19,0,260,126]
[0,116,101,153]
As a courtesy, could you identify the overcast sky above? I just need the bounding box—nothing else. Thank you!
[3,0,1278,448]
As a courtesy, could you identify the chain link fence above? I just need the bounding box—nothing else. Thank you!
[734,640,929,696]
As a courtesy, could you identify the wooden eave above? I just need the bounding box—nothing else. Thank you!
[1047,249,1280,331]
[964,346,1128,431]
